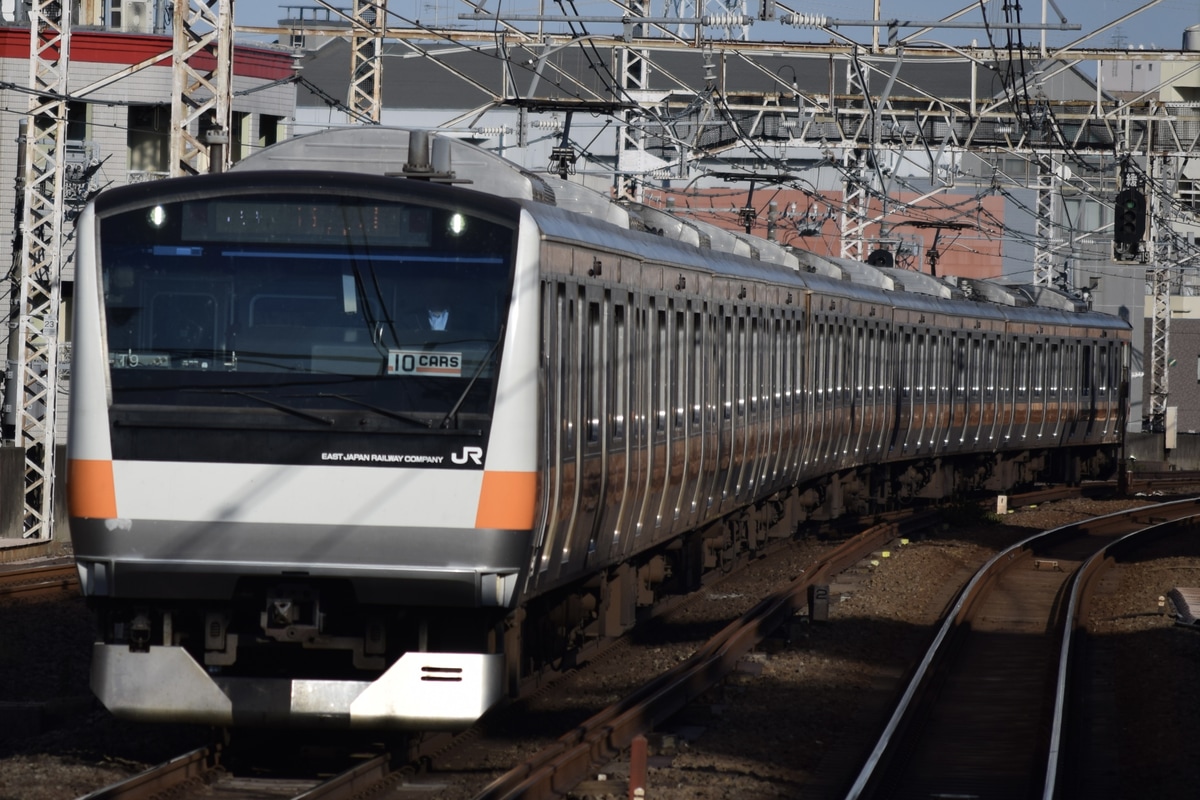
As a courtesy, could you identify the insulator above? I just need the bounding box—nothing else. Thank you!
[783,12,829,28]
[701,13,751,27]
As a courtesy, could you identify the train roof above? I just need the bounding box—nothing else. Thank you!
[233,127,1126,329]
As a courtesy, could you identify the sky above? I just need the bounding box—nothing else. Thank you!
[234,0,1200,52]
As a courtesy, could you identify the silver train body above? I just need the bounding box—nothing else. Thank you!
[68,128,1129,729]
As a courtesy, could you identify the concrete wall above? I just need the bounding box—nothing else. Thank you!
[1126,431,1200,471]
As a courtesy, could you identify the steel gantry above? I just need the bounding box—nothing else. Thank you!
[350,0,386,124]
[170,0,234,175]
[6,0,72,539]
[1032,153,1064,287]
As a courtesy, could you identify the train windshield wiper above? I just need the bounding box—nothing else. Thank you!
[185,389,334,426]
[439,335,502,430]
[317,393,432,429]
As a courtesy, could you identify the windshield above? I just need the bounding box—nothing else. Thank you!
[98,190,516,427]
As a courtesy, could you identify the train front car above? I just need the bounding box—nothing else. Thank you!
[68,171,539,728]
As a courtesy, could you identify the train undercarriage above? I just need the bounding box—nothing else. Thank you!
[87,442,1120,730]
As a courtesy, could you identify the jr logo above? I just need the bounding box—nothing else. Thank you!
[451,446,484,466]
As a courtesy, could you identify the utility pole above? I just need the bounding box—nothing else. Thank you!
[171,0,234,176]
[5,1,71,539]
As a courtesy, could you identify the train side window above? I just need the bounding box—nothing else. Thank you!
[969,337,981,398]
[1032,342,1044,398]
[900,330,912,398]
[1081,344,1093,397]
[723,314,733,420]
[955,335,967,397]
[1098,345,1110,392]
[662,304,672,431]
[927,334,939,396]
[674,308,686,429]
[737,315,747,417]
[913,333,926,401]
[586,300,602,443]
[691,309,703,426]
[1049,342,1060,393]
[1016,340,1029,398]
[612,302,627,440]
[986,337,997,395]
[749,315,760,415]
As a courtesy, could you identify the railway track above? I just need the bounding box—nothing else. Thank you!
[844,496,1200,800]
[0,559,77,601]
[57,483,1200,799]
[73,508,935,800]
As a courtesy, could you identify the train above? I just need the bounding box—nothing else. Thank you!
[66,127,1129,729]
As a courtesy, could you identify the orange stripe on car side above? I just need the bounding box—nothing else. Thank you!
[68,459,117,519]
[475,470,537,530]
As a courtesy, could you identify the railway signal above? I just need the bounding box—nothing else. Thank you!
[1113,188,1146,261]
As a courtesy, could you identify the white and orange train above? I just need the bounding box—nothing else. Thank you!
[67,128,1128,729]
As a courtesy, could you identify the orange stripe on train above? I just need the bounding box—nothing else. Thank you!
[475,470,537,529]
[68,459,117,518]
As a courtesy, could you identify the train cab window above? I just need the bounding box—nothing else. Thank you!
[97,188,517,426]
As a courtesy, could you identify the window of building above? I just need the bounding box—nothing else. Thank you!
[127,105,169,179]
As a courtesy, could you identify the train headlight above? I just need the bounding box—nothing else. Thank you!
[147,205,168,229]
[448,212,467,235]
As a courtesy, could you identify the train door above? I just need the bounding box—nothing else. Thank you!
[1062,340,1082,445]
[809,317,828,471]
[578,290,610,566]
[1097,340,1116,438]
[658,301,690,534]
[534,280,580,585]
[636,297,669,539]
[688,306,718,524]
[1080,341,1096,439]
[930,329,949,455]
[891,326,913,457]
[719,310,746,511]
[711,309,735,508]
[858,323,875,460]
[945,332,965,452]
[1046,339,1064,442]
[734,311,760,503]
[907,330,928,454]
[1012,337,1032,444]
[606,294,638,561]
[984,334,1002,446]
[798,303,820,481]
[874,321,897,459]
[965,333,983,447]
